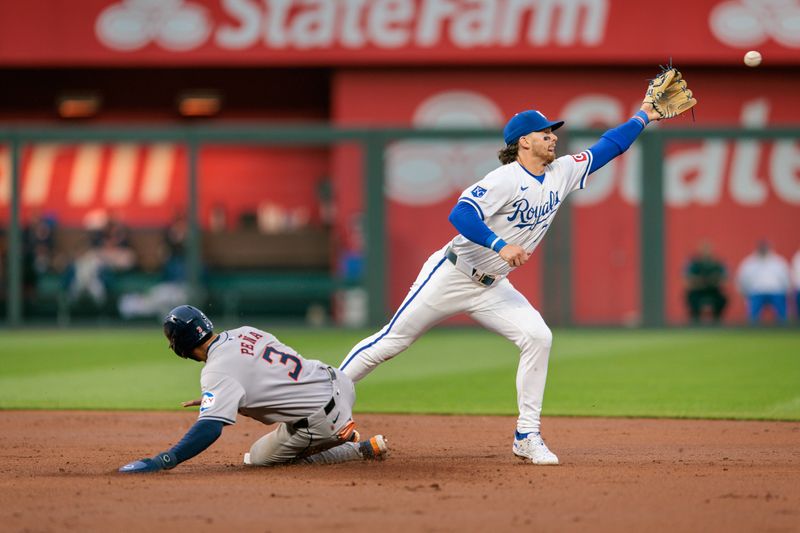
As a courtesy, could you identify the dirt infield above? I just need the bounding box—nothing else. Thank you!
[1,411,798,533]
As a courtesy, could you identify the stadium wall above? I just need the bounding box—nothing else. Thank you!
[1,0,799,325]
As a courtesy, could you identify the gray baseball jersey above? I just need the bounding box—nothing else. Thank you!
[450,151,593,276]
[197,326,334,426]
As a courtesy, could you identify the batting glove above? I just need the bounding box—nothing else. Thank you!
[119,451,178,473]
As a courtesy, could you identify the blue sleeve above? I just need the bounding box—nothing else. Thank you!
[448,201,507,252]
[587,110,649,174]
[169,419,224,464]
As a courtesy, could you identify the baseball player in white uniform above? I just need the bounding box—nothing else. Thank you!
[119,305,388,473]
[340,91,681,464]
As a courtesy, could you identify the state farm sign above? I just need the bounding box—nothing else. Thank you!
[96,0,212,51]
[96,0,608,51]
[710,0,800,47]
[3,0,800,65]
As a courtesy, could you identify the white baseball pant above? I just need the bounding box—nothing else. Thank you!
[339,246,553,433]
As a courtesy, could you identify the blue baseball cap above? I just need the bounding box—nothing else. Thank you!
[503,110,564,145]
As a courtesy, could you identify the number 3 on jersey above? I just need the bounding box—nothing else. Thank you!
[262,347,302,381]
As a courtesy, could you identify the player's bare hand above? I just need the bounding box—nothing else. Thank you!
[181,399,201,408]
[639,102,662,122]
[499,244,529,267]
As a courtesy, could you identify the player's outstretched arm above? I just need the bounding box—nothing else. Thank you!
[118,419,224,473]
[585,111,650,174]
[584,66,698,176]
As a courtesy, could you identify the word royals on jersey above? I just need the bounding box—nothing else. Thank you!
[508,191,560,230]
[450,151,593,277]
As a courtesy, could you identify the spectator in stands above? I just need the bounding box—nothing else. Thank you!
[684,241,727,324]
[736,240,791,324]
[66,238,109,307]
[66,213,136,308]
[792,246,800,321]
[118,212,188,319]
[162,210,188,283]
[337,213,364,285]
[97,215,136,272]
[317,176,335,227]
[335,213,367,327]
[22,214,57,300]
[24,213,57,277]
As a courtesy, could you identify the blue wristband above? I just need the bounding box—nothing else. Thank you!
[483,233,507,252]
[491,237,508,253]
[633,110,649,125]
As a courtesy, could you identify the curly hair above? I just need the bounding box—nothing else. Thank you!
[497,143,518,165]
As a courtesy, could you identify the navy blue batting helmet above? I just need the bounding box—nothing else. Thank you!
[163,305,214,358]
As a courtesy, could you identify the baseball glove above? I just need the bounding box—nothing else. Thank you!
[643,67,697,119]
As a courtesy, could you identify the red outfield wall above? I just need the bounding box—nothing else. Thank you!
[2,68,797,324]
[2,0,799,324]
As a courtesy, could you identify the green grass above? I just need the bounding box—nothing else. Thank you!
[1,327,799,420]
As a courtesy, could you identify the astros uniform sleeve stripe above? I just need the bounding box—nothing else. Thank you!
[198,415,236,425]
[340,256,447,371]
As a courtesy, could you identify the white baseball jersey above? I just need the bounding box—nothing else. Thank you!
[197,326,334,426]
[451,151,593,276]
[339,150,594,434]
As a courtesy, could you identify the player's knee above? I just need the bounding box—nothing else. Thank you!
[248,441,274,466]
[519,325,552,351]
[248,427,295,466]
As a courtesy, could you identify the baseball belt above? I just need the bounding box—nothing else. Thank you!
[292,367,337,430]
[445,247,497,287]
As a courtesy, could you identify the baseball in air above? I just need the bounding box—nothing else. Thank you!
[743,50,762,67]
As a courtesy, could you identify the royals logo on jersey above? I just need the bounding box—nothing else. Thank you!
[471,185,487,198]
